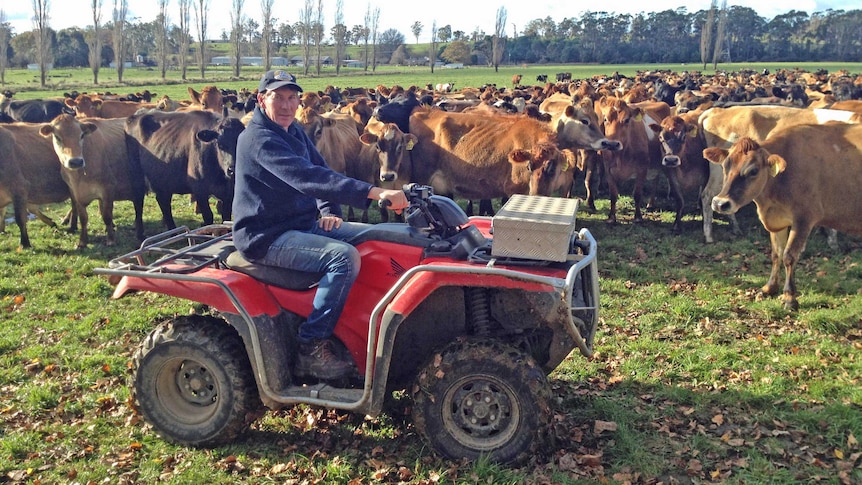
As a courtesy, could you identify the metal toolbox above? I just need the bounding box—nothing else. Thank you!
[491,194,579,262]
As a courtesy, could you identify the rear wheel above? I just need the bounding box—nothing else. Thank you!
[131,315,263,446]
[411,338,553,465]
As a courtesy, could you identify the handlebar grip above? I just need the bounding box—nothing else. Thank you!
[378,198,392,209]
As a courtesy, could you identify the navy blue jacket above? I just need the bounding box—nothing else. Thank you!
[232,106,373,260]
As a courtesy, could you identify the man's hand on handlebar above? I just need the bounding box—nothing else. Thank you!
[377,189,409,213]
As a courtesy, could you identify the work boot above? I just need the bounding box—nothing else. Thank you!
[294,338,354,380]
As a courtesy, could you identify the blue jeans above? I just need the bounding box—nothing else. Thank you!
[257,220,371,343]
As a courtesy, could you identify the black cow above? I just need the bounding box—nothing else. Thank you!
[124,110,245,229]
[0,92,74,122]
[536,74,548,83]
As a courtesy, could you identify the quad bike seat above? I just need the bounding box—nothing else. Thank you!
[224,250,323,290]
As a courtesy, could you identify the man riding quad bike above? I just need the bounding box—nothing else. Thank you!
[95,184,599,465]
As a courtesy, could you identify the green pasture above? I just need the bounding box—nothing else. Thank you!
[4,61,862,102]
[0,63,861,483]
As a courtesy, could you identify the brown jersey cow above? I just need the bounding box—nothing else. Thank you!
[704,124,862,310]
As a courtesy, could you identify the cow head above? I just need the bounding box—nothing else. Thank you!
[196,117,246,180]
[556,100,622,151]
[64,94,101,118]
[360,121,417,184]
[188,85,225,113]
[703,138,786,215]
[508,142,565,196]
[296,106,333,145]
[40,114,97,170]
[650,115,698,168]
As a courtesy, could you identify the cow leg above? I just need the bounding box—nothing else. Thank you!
[465,200,475,216]
[155,192,177,229]
[75,200,89,249]
[780,224,814,311]
[11,195,31,249]
[666,172,685,235]
[762,228,789,300]
[632,175,646,222]
[132,195,146,241]
[479,199,495,216]
[824,228,839,250]
[194,193,215,225]
[98,198,116,246]
[606,178,619,224]
[700,183,715,244]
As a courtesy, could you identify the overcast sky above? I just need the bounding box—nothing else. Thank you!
[3,0,858,43]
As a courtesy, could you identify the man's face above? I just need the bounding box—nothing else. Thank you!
[258,86,301,129]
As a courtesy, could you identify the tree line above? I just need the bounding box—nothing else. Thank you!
[1,1,860,87]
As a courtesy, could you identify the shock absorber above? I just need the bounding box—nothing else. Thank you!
[466,287,491,336]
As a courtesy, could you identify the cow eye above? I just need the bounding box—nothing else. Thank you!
[746,166,759,177]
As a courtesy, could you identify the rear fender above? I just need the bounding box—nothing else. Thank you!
[111,267,282,317]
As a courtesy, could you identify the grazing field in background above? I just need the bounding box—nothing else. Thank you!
[1,62,861,483]
[6,61,862,102]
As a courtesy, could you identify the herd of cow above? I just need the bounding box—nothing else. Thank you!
[1,67,860,310]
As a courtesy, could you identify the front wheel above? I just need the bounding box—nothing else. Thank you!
[131,315,263,446]
[411,338,553,465]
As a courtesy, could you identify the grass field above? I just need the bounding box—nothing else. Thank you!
[1,63,861,483]
[5,61,862,102]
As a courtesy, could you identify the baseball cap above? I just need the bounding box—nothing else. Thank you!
[258,70,303,92]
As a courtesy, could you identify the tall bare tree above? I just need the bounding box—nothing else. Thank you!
[492,6,507,71]
[332,0,346,75]
[370,6,380,71]
[230,0,244,77]
[429,20,437,73]
[259,0,274,70]
[32,0,51,87]
[712,0,728,68]
[87,0,102,84]
[362,4,371,71]
[194,0,209,78]
[299,0,312,75]
[178,0,191,79]
[112,0,127,82]
[156,0,170,79]
[0,10,12,85]
[313,0,324,76]
[700,0,716,69]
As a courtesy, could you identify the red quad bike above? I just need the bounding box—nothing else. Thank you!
[95,184,600,465]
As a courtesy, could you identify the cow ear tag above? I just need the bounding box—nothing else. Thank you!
[406,139,415,151]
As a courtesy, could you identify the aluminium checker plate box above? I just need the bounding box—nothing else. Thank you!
[491,194,579,262]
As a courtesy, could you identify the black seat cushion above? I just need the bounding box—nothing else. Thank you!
[224,251,323,290]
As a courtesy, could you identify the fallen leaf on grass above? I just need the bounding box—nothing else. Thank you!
[594,420,618,434]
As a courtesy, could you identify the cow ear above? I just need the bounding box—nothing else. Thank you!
[64,98,75,108]
[82,123,98,135]
[508,148,531,166]
[767,154,786,177]
[188,86,201,103]
[359,132,378,146]
[703,147,727,164]
[39,124,54,137]
[93,99,103,108]
[633,109,644,122]
[687,124,698,138]
[648,123,661,134]
[405,134,418,150]
[196,129,218,143]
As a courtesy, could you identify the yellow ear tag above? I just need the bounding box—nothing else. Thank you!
[406,139,415,151]
[770,163,781,177]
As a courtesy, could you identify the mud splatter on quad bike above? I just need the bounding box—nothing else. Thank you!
[96,184,599,465]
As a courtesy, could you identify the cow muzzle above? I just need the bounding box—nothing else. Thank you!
[65,158,85,170]
[380,171,396,183]
[600,139,623,151]
[662,155,681,168]
[711,196,737,215]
